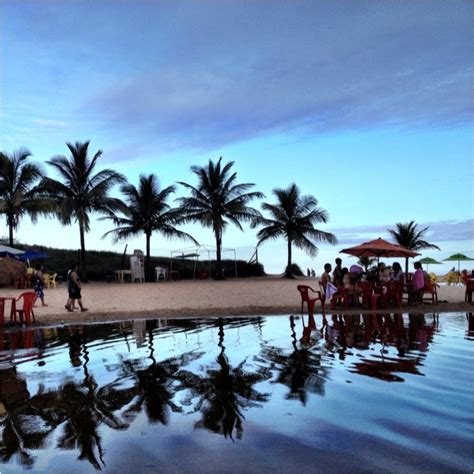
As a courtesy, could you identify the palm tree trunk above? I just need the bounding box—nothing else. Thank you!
[8,215,14,246]
[79,219,87,281]
[405,257,409,275]
[286,238,292,277]
[215,229,223,279]
[145,232,151,282]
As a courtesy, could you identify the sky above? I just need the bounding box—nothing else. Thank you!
[1,0,473,275]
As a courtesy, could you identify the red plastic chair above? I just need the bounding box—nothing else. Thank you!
[12,292,36,325]
[330,287,350,310]
[384,281,403,307]
[297,285,324,315]
[372,282,402,309]
[0,298,5,327]
[422,281,438,304]
[465,279,474,303]
[357,281,375,308]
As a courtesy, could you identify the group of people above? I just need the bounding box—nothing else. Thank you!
[320,258,365,300]
[319,257,431,305]
[31,262,87,312]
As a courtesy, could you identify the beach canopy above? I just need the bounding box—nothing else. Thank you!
[443,253,474,272]
[0,244,25,257]
[0,256,27,286]
[17,249,49,262]
[340,238,420,259]
[418,257,442,271]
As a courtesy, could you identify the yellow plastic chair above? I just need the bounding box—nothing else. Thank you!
[429,273,438,284]
[446,272,460,285]
[43,273,51,288]
[49,272,57,288]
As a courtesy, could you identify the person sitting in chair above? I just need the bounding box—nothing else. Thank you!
[342,267,362,298]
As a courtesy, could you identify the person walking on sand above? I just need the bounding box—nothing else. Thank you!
[33,264,48,307]
[66,263,88,312]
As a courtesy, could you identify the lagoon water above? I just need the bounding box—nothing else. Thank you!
[0,312,473,473]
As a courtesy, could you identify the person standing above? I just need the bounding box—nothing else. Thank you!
[33,264,48,307]
[409,261,425,304]
[321,263,338,299]
[66,263,88,312]
[333,258,343,287]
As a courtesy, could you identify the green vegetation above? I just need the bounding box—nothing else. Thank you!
[7,243,265,281]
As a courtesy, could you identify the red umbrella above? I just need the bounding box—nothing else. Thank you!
[340,238,420,259]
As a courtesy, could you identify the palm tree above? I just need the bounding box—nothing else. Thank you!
[358,256,376,272]
[387,221,441,273]
[102,174,197,281]
[177,157,263,279]
[41,141,126,280]
[0,148,49,246]
[255,183,337,277]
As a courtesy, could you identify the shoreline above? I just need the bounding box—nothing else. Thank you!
[1,277,471,328]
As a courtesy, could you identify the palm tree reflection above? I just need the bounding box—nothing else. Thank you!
[54,329,126,469]
[0,367,35,467]
[178,318,270,440]
[259,315,328,405]
[115,321,200,426]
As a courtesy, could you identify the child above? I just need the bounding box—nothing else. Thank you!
[33,264,48,307]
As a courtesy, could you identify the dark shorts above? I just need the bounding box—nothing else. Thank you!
[68,288,81,299]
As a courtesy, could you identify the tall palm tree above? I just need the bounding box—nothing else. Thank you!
[177,157,263,279]
[0,148,48,245]
[102,174,196,281]
[387,220,441,273]
[255,183,337,277]
[40,141,125,280]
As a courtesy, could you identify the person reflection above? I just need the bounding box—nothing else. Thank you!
[392,313,409,356]
[467,312,474,338]
[68,327,84,367]
[408,313,436,352]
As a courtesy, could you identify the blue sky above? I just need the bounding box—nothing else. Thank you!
[1,0,473,274]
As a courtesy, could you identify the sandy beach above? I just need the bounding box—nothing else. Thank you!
[0,277,471,326]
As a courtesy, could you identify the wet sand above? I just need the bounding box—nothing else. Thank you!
[0,277,471,326]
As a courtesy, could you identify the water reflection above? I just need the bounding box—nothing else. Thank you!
[0,313,472,471]
[178,318,270,440]
[258,315,328,405]
[467,313,474,339]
